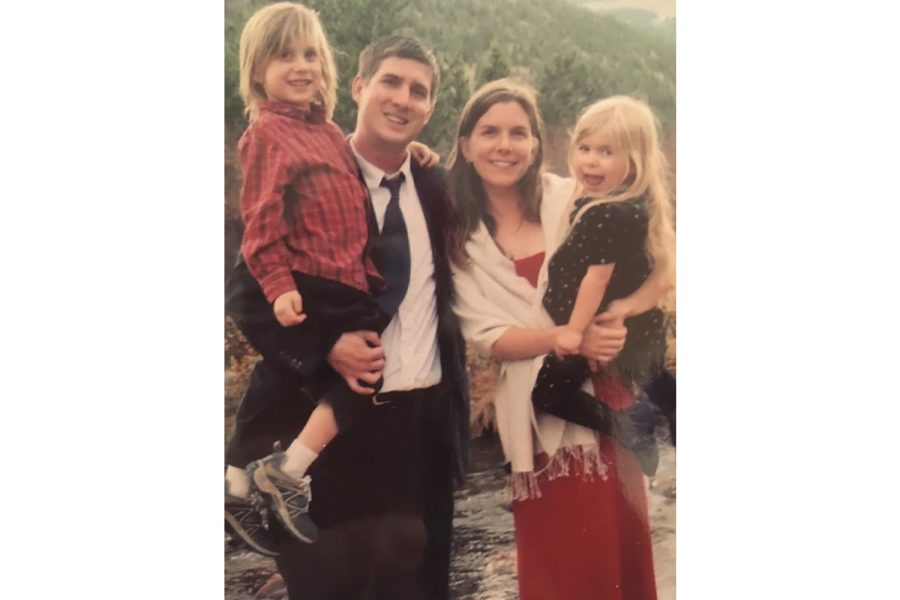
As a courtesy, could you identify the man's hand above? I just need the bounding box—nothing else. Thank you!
[580,313,627,371]
[327,330,386,395]
[273,290,307,326]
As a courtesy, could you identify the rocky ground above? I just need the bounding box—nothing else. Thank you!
[225,432,675,599]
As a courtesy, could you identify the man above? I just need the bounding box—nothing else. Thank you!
[266,36,469,600]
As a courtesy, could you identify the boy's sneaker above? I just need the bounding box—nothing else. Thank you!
[225,487,279,557]
[249,445,319,544]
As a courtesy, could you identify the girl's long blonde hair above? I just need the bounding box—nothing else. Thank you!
[565,96,675,310]
[238,2,338,123]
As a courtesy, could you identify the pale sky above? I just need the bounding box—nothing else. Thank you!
[579,0,676,20]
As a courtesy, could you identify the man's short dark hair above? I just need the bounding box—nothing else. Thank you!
[357,35,441,100]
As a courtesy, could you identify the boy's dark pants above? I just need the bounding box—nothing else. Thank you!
[225,256,390,467]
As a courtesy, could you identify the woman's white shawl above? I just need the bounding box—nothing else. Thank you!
[451,173,607,500]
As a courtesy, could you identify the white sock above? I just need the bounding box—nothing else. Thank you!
[225,465,251,499]
[282,440,319,479]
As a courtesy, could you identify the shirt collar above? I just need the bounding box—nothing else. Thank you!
[260,100,326,123]
[349,140,413,192]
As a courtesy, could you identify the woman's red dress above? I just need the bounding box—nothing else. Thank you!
[510,253,658,600]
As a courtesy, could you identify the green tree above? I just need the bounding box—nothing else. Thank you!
[477,42,511,87]
[225,0,675,141]
[304,0,414,131]
[421,55,471,155]
[538,49,605,130]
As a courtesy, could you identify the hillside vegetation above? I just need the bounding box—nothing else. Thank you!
[225,0,674,264]
[225,1,674,144]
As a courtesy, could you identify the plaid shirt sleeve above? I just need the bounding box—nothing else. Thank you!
[238,127,298,303]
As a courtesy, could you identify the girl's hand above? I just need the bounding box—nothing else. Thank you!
[554,329,584,358]
[409,141,439,167]
[273,290,307,327]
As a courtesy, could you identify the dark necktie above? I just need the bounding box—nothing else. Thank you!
[370,173,410,316]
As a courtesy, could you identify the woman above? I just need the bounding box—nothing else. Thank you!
[447,79,665,600]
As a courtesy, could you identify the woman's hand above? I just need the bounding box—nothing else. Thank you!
[409,141,440,167]
[596,298,632,324]
[580,314,627,368]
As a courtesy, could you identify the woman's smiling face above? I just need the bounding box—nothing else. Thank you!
[460,101,538,195]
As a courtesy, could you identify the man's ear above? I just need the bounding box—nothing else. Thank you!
[351,74,363,104]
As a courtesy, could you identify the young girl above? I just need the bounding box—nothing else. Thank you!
[224,2,435,556]
[531,96,675,476]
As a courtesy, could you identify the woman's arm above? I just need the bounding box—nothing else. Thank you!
[579,264,670,370]
[409,140,439,167]
[597,263,672,322]
[490,324,567,361]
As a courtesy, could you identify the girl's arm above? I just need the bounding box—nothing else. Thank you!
[555,263,614,356]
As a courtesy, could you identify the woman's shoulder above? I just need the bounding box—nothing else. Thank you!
[541,172,576,202]
[539,172,575,226]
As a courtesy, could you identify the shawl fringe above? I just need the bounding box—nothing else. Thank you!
[507,444,608,502]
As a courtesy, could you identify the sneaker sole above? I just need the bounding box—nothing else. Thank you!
[225,512,279,557]
[252,465,316,544]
